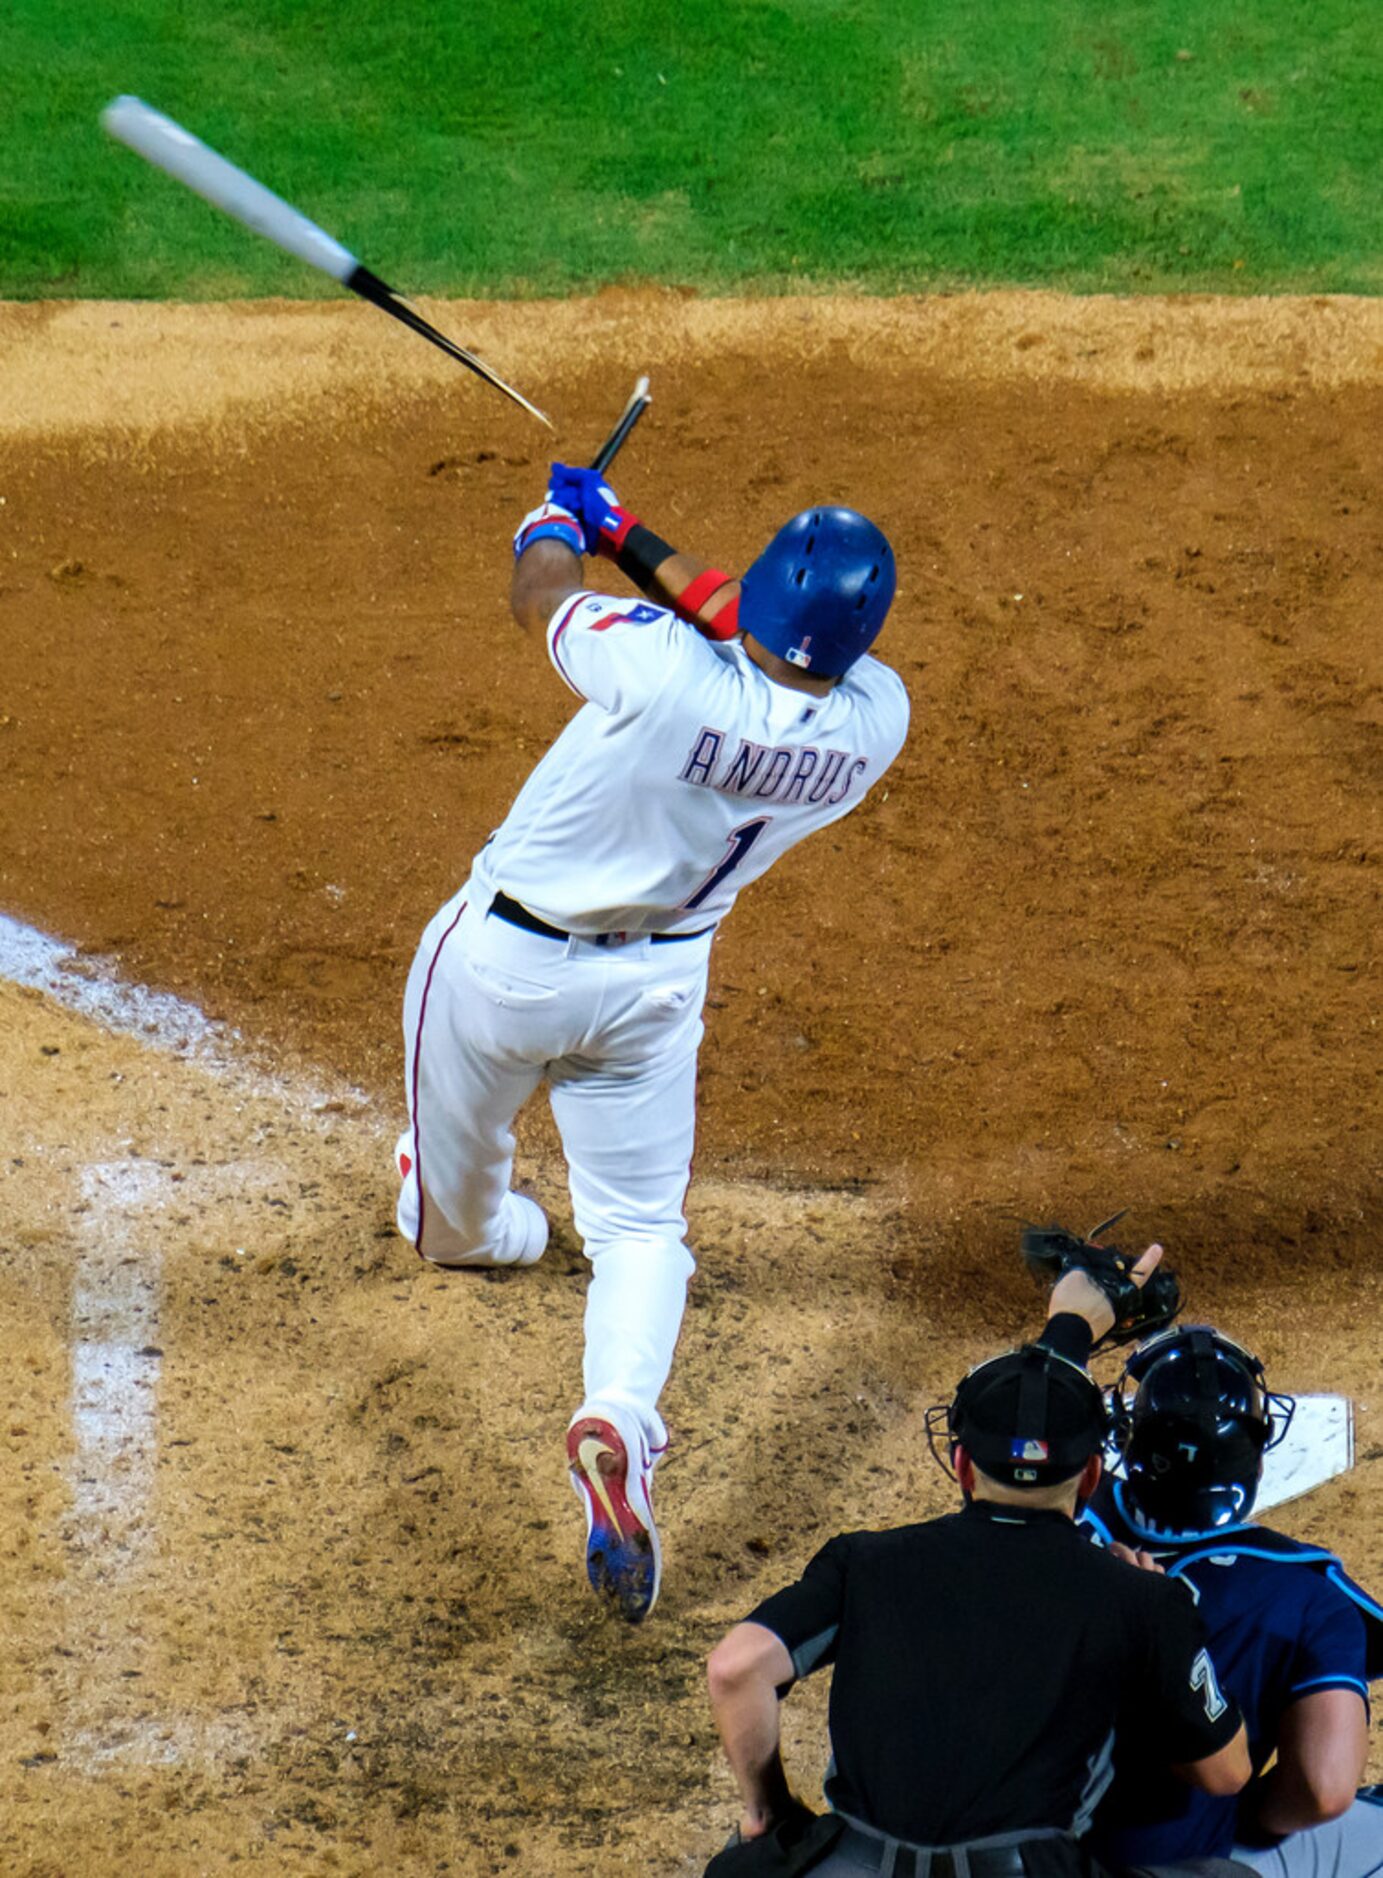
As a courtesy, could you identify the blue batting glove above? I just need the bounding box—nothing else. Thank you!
[547,463,628,557]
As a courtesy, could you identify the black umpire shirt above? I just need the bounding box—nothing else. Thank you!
[746,1499,1241,1847]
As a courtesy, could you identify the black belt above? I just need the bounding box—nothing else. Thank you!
[488,890,711,948]
[837,1828,1033,1878]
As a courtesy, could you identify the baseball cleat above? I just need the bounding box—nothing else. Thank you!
[566,1408,661,1624]
[504,1191,550,1267]
[420,1191,549,1270]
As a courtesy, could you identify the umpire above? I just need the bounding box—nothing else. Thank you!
[704,1283,1250,1877]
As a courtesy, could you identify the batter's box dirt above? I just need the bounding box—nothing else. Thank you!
[262,948,385,1000]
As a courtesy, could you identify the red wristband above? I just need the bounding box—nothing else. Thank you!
[689,589,741,641]
[676,568,733,617]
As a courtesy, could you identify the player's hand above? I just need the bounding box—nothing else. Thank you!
[737,1794,814,1842]
[1023,1217,1180,1350]
[1108,1540,1166,1575]
[547,462,625,556]
[1048,1243,1163,1342]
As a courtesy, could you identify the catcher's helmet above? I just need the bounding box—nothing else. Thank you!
[739,507,896,677]
[1115,1325,1295,1537]
[929,1343,1109,1489]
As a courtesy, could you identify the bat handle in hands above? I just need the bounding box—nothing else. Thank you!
[590,375,651,474]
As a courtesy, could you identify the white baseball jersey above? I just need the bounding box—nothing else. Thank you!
[473,590,910,935]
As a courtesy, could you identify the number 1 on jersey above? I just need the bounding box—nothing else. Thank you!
[683,817,770,911]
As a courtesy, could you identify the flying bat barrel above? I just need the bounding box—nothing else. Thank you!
[100,96,550,427]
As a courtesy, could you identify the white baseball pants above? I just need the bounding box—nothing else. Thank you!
[396,882,711,1441]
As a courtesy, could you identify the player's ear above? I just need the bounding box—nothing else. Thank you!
[953,1444,976,1499]
[1075,1452,1103,1505]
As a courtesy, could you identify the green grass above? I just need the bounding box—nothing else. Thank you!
[2,0,1379,298]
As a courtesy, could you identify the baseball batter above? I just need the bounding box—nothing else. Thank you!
[396,464,908,1621]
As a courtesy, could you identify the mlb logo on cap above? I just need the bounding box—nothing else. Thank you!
[1012,1438,1050,1462]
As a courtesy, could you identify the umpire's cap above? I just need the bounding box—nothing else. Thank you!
[946,1344,1109,1487]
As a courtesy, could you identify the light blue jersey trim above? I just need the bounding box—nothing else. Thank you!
[1165,1543,1335,1575]
[1154,1552,1382,1679]
[1289,1673,1369,1700]
[1080,1506,1115,1546]
[1327,1565,1383,1630]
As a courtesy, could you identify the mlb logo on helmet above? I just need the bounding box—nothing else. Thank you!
[1012,1438,1050,1462]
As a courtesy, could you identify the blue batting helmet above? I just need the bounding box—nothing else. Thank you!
[739,507,896,678]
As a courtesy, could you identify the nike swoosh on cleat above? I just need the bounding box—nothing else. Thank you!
[577,1435,621,1529]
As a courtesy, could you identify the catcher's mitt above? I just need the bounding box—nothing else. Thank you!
[1021,1210,1181,1350]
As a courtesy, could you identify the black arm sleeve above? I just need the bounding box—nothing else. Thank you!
[1038,1312,1096,1368]
[615,523,677,591]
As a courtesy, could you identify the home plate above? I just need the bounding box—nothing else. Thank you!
[1256,1394,1354,1514]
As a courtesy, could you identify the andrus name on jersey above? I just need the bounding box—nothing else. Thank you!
[679,729,867,807]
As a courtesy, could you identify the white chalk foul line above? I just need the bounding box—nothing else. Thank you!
[0,911,222,1056]
[0,908,369,1109]
[2,909,374,1769]
[60,1157,268,1771]
[67,1160,166,1574]
[55,1158,173,1768]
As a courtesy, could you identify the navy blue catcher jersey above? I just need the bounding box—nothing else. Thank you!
[1084,1478,1380,1866]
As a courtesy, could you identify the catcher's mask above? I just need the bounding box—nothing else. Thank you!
[926,1343,1109,1490]
[1112,1325,1296,1537]
[739,507,896,677]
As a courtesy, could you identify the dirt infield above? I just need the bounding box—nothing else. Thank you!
[1,294,1379,1873]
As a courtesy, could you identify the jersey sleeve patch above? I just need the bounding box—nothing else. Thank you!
[1145,1580,1245,1763]
[546,592,680,712]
